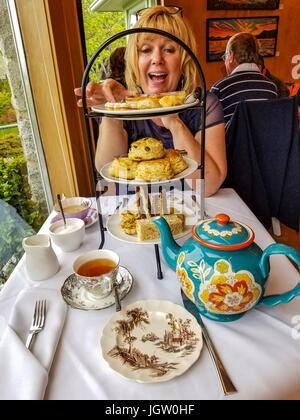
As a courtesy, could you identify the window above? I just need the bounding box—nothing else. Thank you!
[126,0,156,28]
[81,1,126,82]
[0,0,51,287]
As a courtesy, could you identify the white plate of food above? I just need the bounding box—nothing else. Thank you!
[106,202,197,245]
[100,156,198,186]
[100,299,203,383]
[91,99,199,120]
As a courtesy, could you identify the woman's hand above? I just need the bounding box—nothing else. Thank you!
[159,114,182,131]
[74,79,137,107]
[152,114,182,131]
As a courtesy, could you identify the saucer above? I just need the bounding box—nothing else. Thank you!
[51,207,98,228]
[61,266,133,310]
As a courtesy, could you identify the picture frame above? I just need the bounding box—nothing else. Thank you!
[207,0,280,10]
[206,16,279,62]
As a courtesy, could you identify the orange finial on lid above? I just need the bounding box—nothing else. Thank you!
[216,214,230,226]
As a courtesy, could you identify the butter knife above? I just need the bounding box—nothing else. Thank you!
[181,290,237,396]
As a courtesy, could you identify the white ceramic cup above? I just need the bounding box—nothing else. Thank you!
[49,218,85,252]
[72,249,119,300]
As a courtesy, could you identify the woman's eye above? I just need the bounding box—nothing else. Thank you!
[165,48,175,54]
[140,47,151,54]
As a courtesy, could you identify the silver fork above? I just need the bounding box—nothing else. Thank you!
[25,300,46,350]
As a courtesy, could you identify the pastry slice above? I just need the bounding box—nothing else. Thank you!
[120,210,140,235]
[158,91,187,107]
[136,214,184,241]
[125,94,163,109]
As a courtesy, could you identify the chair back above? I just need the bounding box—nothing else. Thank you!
[224,96,300,232]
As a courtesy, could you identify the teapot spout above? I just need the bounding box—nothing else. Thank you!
[152,217,181,272]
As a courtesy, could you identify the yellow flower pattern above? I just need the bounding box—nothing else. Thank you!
[198,260,262,314]
[176,254,262,315]
[176,252,194,299]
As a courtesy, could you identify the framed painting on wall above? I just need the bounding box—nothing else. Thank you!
[207,0,280,10]
[206,16,279,62]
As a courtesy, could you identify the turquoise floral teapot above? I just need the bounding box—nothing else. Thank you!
[153,214,300,322]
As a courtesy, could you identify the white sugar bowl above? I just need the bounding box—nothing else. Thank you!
[49,218,85,252]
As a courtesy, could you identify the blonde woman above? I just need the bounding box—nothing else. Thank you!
[75,6,227,197]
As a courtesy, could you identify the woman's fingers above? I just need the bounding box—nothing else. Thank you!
[76,97,97,108]
[86,81,99,97]
[75,81,105,106]
[75,79,139,107]
[101,83,117,102]
[126,90,139,98]
[74,87,82,96]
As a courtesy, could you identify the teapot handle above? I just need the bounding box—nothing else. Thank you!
[258,243,300,307]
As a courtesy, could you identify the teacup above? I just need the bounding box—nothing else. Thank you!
[54,197,91,220]
[49,218,85,252]
[73,249,119,300]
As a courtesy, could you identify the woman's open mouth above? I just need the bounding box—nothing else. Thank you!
[148,72,168,82]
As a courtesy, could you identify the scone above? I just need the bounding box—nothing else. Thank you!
[135,158,174,181]
[128,138,165,161]
[158,91,187,107]
[165,149,188,175]
[136,214,184,241]
[108,157,138,179]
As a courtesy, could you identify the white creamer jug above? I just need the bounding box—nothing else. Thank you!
[22,234,60,281]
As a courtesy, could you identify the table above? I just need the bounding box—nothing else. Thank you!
[0,188,300,400]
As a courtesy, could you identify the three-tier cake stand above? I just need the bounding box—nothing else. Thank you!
[81,28,207,279]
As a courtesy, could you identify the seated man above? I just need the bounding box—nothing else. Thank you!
[210,32,278,128]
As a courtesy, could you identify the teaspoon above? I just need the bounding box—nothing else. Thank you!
[113,273,123,312]
[57,194,67,228]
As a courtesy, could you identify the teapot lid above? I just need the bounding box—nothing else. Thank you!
[192,213,255,250]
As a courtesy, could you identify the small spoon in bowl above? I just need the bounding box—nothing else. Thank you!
[57,194,67,229]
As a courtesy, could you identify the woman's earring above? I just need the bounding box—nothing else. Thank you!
[135,81,143,94]
[177,75,184,91]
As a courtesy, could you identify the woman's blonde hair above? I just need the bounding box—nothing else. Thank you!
[124,6,197,93]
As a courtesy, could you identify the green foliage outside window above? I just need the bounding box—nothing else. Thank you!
[0,134,45,285]
[82,0,126,81]
[0,77,45,285]
[0,78,15,125]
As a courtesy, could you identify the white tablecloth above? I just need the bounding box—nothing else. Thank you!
[0,188,299,400]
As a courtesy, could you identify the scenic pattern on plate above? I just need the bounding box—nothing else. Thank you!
[101,300,203,383]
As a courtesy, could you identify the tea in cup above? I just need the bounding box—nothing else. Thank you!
[54,197,91,220]
[73,250,119,300]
